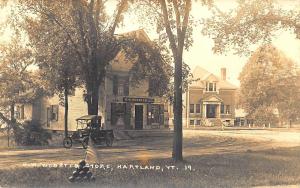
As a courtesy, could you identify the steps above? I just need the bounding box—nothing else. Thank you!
[201,118,223,127]
[200,118,212,126]
[113,130,132,140]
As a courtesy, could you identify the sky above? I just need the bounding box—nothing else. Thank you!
[1,0,300,86]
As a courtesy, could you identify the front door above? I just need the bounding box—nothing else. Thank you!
[135,105,143,130]
[206,104,216,118]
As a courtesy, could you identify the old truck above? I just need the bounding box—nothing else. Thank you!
[63,115,114,149]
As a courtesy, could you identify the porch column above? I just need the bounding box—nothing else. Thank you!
[203,104,206,118]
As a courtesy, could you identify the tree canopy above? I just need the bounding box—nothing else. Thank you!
[0,34,44,144]
[239,44,299,125]
[3,0,171,116]
[0,35,41,111]
[202,0,300,56]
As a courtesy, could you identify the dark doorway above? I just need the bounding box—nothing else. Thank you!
[135,105,143,130]
[206,104,216,118]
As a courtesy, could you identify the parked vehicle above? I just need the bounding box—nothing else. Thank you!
[63,115,114,149]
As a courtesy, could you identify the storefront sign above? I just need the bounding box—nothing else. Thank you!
[123,97,154,103]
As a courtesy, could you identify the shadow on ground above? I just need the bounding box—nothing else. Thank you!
[0,146,299,188]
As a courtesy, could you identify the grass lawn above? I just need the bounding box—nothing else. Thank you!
[0,146,300,188]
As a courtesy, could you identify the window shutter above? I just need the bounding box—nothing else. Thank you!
[149,78,155,97]
[111,103,117,126]
[47,107,52,127]
[125,103,131,129]
[159,104,164,125]
[113,75,118,95]
[196,104,201,113]
[21,105,24,119]
[124,76,129,96]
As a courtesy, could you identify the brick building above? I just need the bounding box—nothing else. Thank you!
[184,66,237,127]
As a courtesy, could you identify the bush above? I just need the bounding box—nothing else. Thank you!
[14,120,52,146]
[251,106,279,126]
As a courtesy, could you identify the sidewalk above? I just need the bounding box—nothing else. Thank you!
[184,126,300,131]
[115,129,173,140]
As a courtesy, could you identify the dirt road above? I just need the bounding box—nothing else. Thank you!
[0,129,299,169]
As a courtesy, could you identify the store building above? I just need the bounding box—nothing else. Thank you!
[16,29,169,131]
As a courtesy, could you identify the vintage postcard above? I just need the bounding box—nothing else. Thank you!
[0,0,299,187]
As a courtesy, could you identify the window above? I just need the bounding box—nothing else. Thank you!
[196,120,201,125]
[209,83,214,91]
[69,89,75,96]
[226,105,230,114]
[47,105,59,125]
[221,103,225,114]
[147,104,164,125]
[117,82,124,96]
[206,82,217,92]
[111,103,126,126]
[190,120,195,125]
[189,104,195,113]
[113,76,129,96]
[196,104,201,113]
[15,105,24,119]
[149,78,162,97]
[51,105,59,121]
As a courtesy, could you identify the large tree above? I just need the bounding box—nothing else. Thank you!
[14,0,171,116]
[239,45,299,125]
[13,0,131,116]
[36,38,80,138]
[4,0,172,128]
[133,0,213,161]
[0,35,42,145]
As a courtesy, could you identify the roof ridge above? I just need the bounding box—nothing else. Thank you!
[191,66,238,89]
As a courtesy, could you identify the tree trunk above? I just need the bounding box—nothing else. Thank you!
[0,110,23,145]
[87,81,100,115]
[172,55,183,162]
[64,88,68,138]
[9,103,15,147]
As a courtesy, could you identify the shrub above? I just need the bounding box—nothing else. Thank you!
[14,120,52,146]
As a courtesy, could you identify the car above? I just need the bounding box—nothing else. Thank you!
[63,115,114,149]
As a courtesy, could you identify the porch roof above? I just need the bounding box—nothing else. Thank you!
[202,95,223,103]
[76,115,98,121]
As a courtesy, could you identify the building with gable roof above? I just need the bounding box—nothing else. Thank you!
[15,29,170,131]
[184,66,238,127]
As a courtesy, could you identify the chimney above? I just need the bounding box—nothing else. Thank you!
[221,68,226,80]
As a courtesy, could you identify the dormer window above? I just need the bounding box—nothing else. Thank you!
[206,82,216,92]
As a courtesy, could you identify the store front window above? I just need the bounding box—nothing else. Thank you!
[147,104,164,125]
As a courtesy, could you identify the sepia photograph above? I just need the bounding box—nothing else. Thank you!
[0,0,300,187]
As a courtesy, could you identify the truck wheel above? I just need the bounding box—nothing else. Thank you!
[82,137,89,149]
[105,135,113,147]
[63,137,72,148]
